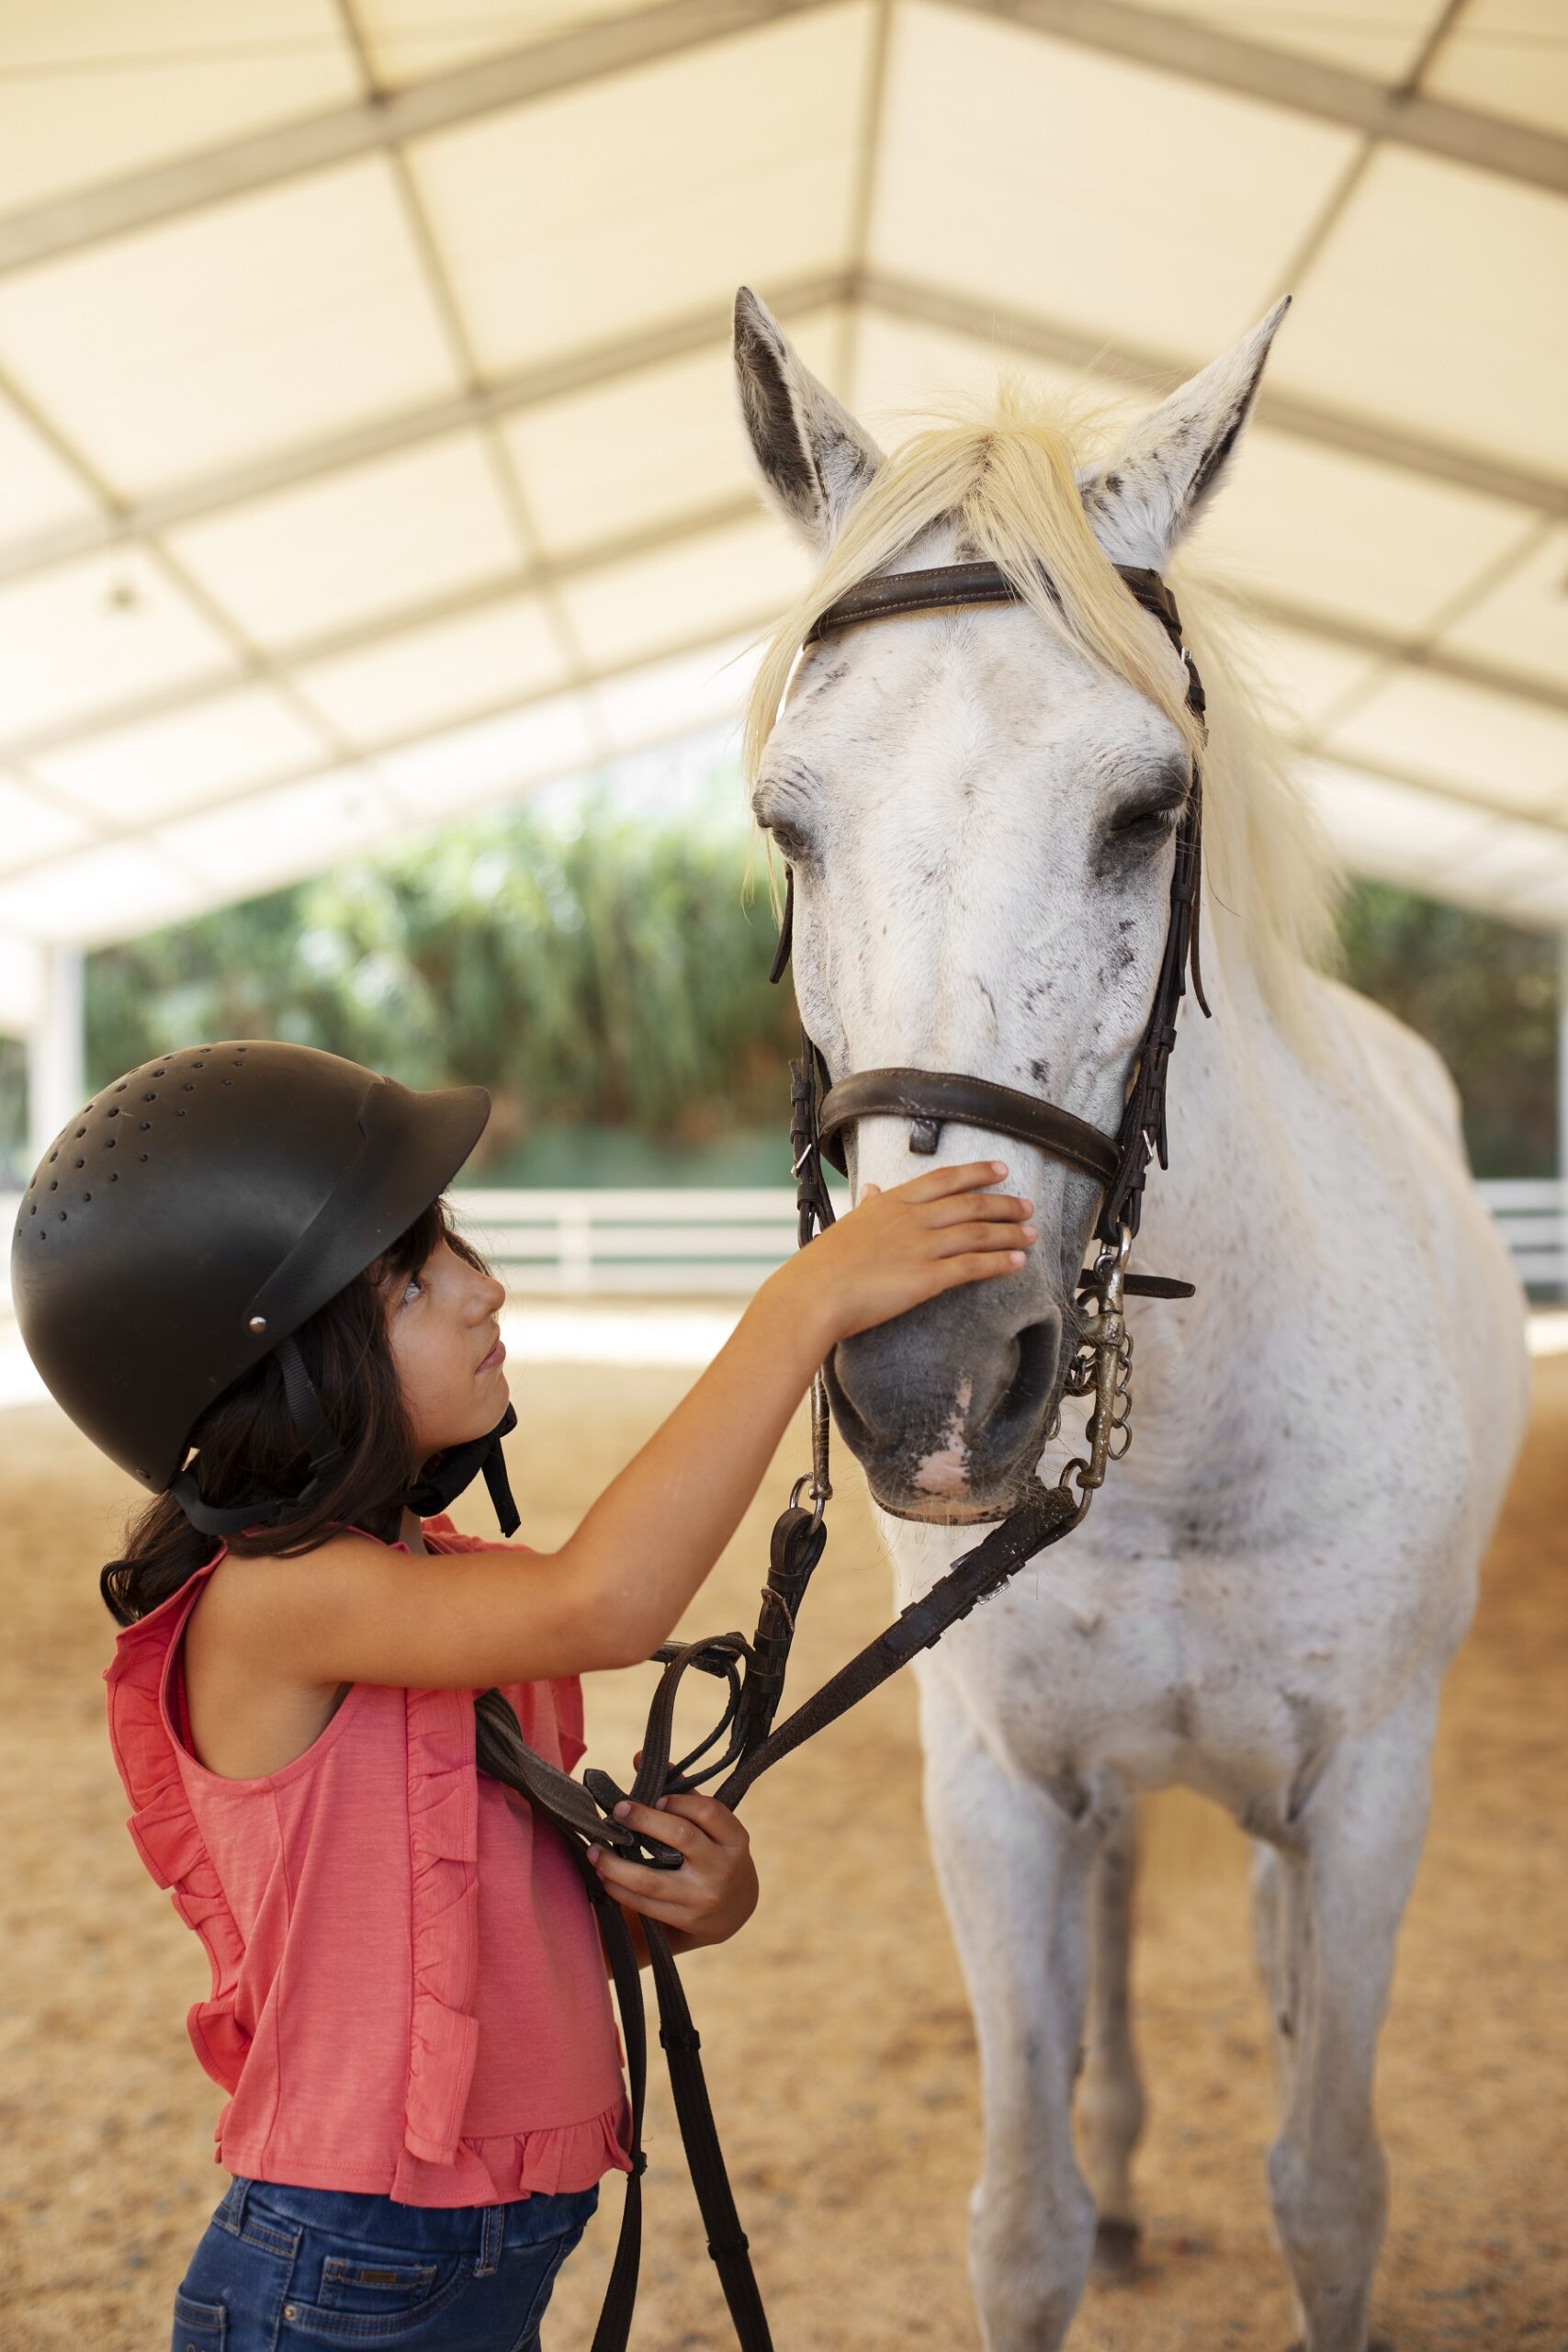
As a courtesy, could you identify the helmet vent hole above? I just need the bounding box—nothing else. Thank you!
[82,1192,90,1202]
[48,1180,57,1191]
[105,1138,116,1148]
[139,1153,149,1162]
[140,1122,151,1131]
[181,1082,194,1092]
[74,1127,85,1138]
[108,1172,118,1182]
[73,1158,85,1169]
[107,1108,118,1119]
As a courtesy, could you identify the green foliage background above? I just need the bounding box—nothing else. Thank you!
[0,777,1556,1190]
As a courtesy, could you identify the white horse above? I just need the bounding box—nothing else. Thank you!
[730,288,1530,2352]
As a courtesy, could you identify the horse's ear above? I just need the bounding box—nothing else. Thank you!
[1085,299,1291,571]
[733,288,883,551]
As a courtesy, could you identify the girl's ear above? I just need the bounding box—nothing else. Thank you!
[1082,298,1291,573]
[733,286,885,552]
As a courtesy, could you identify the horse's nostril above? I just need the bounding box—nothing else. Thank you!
[992,1317,1061,1433]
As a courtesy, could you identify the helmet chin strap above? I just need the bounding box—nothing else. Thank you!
[170,1339,521,1542]
[400,1403,521,1537]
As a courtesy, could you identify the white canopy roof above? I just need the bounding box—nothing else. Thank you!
[0,0,1562,1031]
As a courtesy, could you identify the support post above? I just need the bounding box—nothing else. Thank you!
[1559,933,1568,1301]
[28,944,85,1173]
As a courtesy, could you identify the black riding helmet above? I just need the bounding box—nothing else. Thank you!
[9,1039,518,1539]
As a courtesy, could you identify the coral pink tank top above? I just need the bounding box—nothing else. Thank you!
[103,1516,633,2207]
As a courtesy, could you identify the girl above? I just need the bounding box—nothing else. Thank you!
[11,1038,1036,2351]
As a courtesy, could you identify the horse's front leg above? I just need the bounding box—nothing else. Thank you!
[1077,1799,1145,2276]
[918,1662,1100,2352]
[1264,1675,1439,2352]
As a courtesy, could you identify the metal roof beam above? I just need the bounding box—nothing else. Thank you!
[0,0,1559,282]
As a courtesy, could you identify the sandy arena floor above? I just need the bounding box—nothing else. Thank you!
[0,1343,1562,2351]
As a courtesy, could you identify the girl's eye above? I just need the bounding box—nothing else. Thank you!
[401,1276,423,1304]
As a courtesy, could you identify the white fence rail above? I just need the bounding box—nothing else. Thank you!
[2,1180,1563,1306]
[1472,1180,1568,1293]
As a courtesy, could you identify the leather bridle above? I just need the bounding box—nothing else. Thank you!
[774,558,1210,1262]
[504,554,1213,2352]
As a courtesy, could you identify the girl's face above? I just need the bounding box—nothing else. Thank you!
[382,1231,510,1464]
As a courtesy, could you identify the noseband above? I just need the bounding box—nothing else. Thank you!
[772,558,1211,1285]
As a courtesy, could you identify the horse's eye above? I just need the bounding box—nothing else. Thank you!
[1111,802,1181,842]
[767,820,812,864]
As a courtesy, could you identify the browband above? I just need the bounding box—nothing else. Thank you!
[805,560,1195,687]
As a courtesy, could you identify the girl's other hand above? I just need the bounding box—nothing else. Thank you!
[777,1160,1036,1348]
[587,1790,758,1946]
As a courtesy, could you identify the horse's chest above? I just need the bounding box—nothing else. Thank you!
[912,1524,1469,1835]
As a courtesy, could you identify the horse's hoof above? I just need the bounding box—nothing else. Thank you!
[1092,2217,1140,2278]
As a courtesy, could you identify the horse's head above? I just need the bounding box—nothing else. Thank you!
[735,288,1288,1521]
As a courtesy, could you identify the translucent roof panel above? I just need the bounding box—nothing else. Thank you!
[164,433,522,649]
[376,694,599,817]
[27,685,329,823]
[0,773,94,876]
[1438,526,1568,692]
[1189,431,1535,634]
[0,158,460,496]
[1224,619,1387,737]
[1423,0,1568,140]
[0,2,361,216]
[1321,673,1568,825]
[156,764,411,903]
[504,313,845,560]
[871,5,1358,357]
[0,547,235,744]
[0,836,214,947]
[0,390,102,555]
[849,311,1136,442]
[558,515,811,674]
[1275,149,1568,475]
[294,594,570,751]
[1300,759,1505,895]
[590,636,761,762]
[409,6,874,377]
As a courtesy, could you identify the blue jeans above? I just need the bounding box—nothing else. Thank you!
[171,2173,601,2351]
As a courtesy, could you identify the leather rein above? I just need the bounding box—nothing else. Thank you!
[506,558,1212,2352]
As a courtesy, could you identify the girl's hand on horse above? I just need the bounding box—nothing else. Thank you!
[587,1786,758,1946]
[784,1160,1036,1344]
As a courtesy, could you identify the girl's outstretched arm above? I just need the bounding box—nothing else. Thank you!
[212,1161,1035,1692]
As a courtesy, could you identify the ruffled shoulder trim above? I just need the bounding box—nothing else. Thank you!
[401,1685,482,2165]
[103,1563,250,2091]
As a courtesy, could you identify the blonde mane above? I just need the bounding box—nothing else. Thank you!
[743,384,1343,1051]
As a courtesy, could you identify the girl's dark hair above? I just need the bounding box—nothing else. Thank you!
[99,1196,488,1626]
